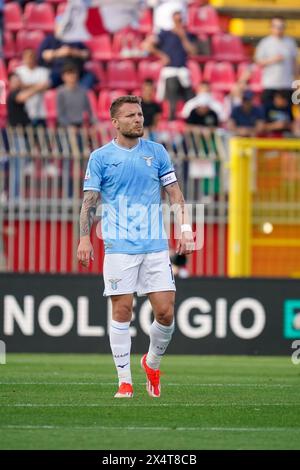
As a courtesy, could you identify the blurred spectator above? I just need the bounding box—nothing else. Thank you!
[228,90,265,137]
[143,10,197,120]
[255,16,298,107]
[7,73,46,127]
[264,91,294,136]
[7,73,44,196]
[152,0,187,32]
[57,63,96,128]
[182,82,224,122]
[141,79,162,130]
[223,66,253,120]
[15,49,50,127]
[185,94,219,130]
[38,19,96,89]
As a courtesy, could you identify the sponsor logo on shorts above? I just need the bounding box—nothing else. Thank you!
[109,278,122,290]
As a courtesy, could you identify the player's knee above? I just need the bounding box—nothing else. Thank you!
[112,303,132,322]
[156,307,174,326]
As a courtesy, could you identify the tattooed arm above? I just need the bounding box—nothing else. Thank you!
[77,190,100,267]
[164,182,194,255]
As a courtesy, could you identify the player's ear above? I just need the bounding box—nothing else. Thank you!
[111,117,119,130]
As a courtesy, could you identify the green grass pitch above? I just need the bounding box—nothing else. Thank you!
[0,354,300,450]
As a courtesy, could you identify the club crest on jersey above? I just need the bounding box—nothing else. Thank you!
[143,156,154,167]
[109,278,122,290]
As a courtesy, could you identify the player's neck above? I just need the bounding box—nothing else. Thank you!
[115,135,139,149]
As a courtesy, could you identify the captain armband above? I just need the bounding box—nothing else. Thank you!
[160,171,177,187]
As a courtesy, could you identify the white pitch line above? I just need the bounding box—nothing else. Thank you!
[1,403,300,408]
[0,382,295,388]
[1,425,300,433]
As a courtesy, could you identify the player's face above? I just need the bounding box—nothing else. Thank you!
[113,103,144,138]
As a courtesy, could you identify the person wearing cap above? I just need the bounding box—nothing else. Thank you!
[228,90,265,137]
[185,93,219,131]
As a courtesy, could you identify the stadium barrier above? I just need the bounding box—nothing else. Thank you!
[228,137,300,278]
[0,125,229,276]
[1,273,299,355]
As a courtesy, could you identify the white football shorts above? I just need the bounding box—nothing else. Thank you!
[103,250,176,296]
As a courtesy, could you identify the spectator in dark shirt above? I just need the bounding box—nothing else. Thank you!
[7,72,44,197]
[143,11,198,120]
[228,90,265,137]
[185,95,219,130]
[7,72,46,127]
[38,20,96,89]
[57,63,96,127]
[141,79,162,130]
[264,91,294,136]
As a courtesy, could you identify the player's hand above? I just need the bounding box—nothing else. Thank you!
[176,231,195,255]
[77,237,94,267]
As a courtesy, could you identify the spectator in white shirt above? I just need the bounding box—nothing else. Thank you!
[255,16,298,107]
[16,49,50,126]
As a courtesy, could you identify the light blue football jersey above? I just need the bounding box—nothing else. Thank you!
[83,138,177,254]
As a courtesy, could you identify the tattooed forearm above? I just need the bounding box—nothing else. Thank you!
[79,191,99,237]
[164,182,189,225]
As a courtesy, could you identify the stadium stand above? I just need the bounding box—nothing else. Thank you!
[137,60,162,85]
[84,61,107,90]
[16,30,46,57]
[85,34,113,61]
[187,4,221,35]
[23,2,55,33]
[203,61,235,93]
[44,88,57,126]
[236,63,263,93]
[212,33,246,62]
[97,89,127,120]
[3,31,16,60]
[4,2,23,32]
[107,61,139,90]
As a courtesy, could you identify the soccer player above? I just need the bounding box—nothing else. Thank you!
[77,96,194,398]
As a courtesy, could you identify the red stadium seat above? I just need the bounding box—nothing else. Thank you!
[46,0,64,4]
[203,61,235,93]
[188,5,220,35]
[7,58,22,74]
[138,9,153,34]
[16,30,46,57]
[107,61,138,90]
[112,30,143,60]
[0,88,7,126]
[4,2,23,32]
[161,100,185,121]
[44,89,57,126]
[137,60,162,85]
[87,90,98,121]
[212,34,247,63]
[84,61,107,90]
[85,35,112,61]
[24,3,55,33]
[0,59,8,84]
[237,63,263,93]
[56,2,67,16]
[97,89,126,120]
[187,60,202,90]
[3,31,16,60]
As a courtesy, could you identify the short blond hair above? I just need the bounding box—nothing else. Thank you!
[110,95,142,118]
